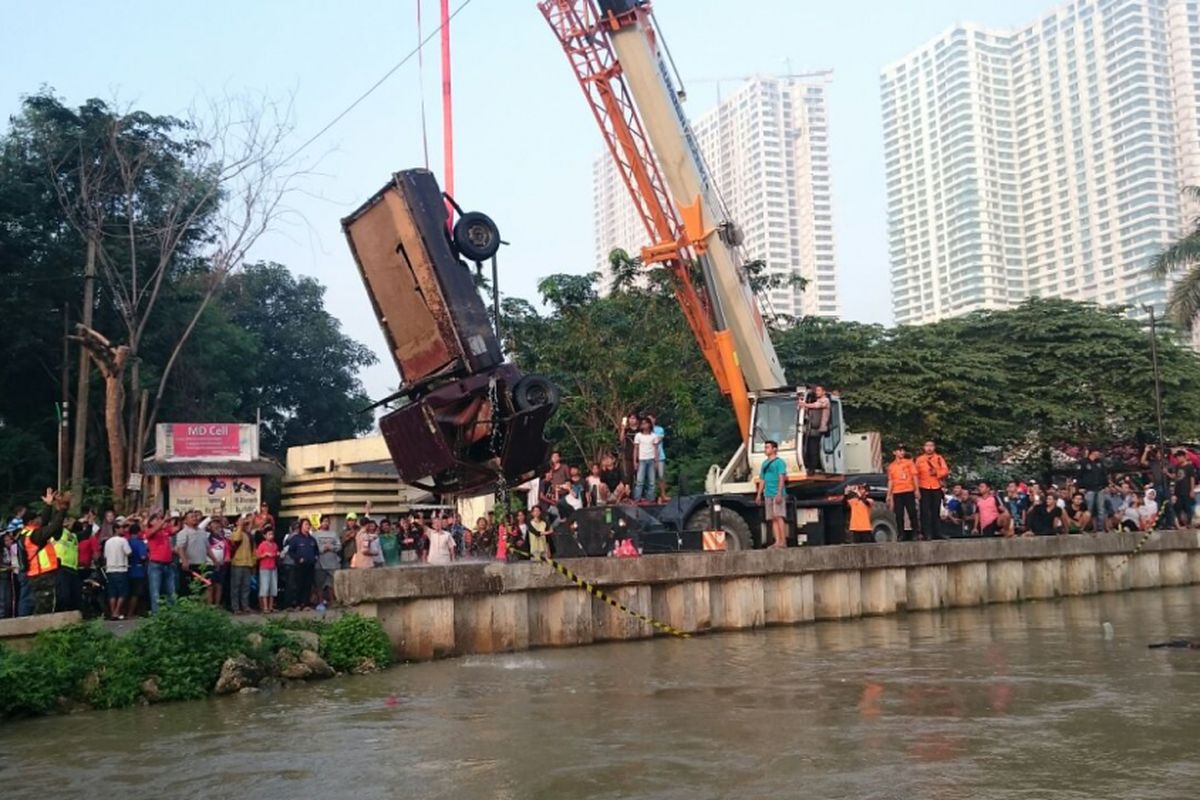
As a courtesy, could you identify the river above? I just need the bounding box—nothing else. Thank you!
[2,587,1199,799]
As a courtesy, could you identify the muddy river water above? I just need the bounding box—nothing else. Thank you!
[2,587,1199,799]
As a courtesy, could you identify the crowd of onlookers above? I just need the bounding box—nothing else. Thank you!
[878,442,1199,541]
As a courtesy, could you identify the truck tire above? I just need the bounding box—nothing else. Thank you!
[512,374,559,412]
[871,506,898,543]
[453,211,501,262]
[684,507,752,551]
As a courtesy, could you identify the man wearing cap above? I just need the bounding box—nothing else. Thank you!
[886,444,920,541]
[20,488,69,615]
[915,440,951,540]
[144,512,177,614]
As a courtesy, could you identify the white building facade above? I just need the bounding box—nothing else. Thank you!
[592,75,840,319]
[883,0,1200,326]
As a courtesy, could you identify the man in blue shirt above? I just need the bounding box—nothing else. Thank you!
[756,440,789,549]
[648,413,668,502]
[126,525,149,617]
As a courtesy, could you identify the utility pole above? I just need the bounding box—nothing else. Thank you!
[70,235,97,511]
[59,307,70,489]
[1143,304,1167,451]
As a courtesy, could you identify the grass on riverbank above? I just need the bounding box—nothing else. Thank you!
[0,602,391,719]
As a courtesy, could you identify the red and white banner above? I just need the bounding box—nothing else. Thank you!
[156,423,259,462]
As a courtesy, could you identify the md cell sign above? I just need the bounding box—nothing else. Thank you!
[156,423,259,462]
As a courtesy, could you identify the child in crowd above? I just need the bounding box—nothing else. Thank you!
[255,529,279,613]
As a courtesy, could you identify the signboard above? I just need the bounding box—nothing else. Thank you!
[168,476,261,516]
[155,423,259,462]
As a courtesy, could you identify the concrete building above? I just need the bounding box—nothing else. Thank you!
[592,75,840,319]
[882,0,1200,326]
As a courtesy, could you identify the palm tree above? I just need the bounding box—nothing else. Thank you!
[1150,186,1200,330]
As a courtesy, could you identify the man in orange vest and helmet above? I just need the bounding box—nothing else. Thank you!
[19,487,68,615]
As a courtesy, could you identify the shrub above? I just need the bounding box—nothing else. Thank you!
[124,600,245,701]
[0,623,120,716]
[320,614,391,672]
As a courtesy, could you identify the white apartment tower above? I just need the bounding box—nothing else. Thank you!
[883,0,1200,326]
[592,75,840,319]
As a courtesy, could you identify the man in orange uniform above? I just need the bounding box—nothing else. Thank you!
[915,440,950,540]
[886,444,919,541]
[845,484,875,544]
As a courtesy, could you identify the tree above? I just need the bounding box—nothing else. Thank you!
[14,92,300,506]
[185,262,378,455]
[1150,185,1200,330]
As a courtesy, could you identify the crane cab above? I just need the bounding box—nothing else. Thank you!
[746,390,846,480]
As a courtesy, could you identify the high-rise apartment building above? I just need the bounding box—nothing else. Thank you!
[592,75,840,319]
[882,0,1200,326]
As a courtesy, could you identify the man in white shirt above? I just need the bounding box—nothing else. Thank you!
[426,522,456,565]
[103,533,132,620]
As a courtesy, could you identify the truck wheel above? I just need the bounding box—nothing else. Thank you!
[453,211,501,262]
[684,507,752,551]
[871,507,898,543]
[512,374,560,411]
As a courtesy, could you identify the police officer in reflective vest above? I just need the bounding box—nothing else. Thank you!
[19,488,68,615]
[54,520,81,612]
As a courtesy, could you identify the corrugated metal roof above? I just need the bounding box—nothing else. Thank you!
[142,459,283,477]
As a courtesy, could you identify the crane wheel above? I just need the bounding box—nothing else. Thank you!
[684,507,752,550]
[453,211,501,262]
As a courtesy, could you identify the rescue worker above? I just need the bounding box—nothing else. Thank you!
[19,488,69,615]
[886,444,920,541]
[915,440,950,541]
[54,519,82,611]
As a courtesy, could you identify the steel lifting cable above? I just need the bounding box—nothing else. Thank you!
[416,0,432,170]
[283,0,475,163]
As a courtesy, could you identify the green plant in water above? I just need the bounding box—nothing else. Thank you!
[125,600,245,701]
[320,614,391,672]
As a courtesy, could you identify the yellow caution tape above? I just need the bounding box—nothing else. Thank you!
[511,547,690,639]
[1105,512,1159,576]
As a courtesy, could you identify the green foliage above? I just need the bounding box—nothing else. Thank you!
[0,623,121,716]
[1150,186,1200,330]
[503,251,733,489]
[320,614,391,672]
[124,601,245,701]
[503,255,1200,481]
[0,92,378,505]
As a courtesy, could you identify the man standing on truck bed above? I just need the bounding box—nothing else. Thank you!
[756,440,789,549]
[915,441,950,540]
[886,444,919,541]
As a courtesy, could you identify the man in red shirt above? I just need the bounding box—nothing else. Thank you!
[143,513,177,614]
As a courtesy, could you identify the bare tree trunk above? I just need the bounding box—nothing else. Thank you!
[104,366,128,509]
[142,287,218,454]
[134,389,149,473]
[126,355,140,478]
[69,236,97,511]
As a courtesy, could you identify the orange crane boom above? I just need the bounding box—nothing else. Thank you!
[538,0,752,437]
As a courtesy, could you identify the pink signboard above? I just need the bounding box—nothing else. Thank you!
[170,424,240,458]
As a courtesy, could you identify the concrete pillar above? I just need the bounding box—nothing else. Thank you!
[1129,552,1161,589]
[1159,551,1188,587]
[651,580,712,634]
[987,560,1024,603]
[946,562,987,608]
[889,568,908,611]
[1023,558,1062,600]
[374,598,455,661]
[454,593,530,654]
[527,589,594,648]
[592,585,654,641]
[860,569,896,615]
[763,574,814,624]
[1060,556,1098,596]
[1190,550,1200,584]
[1098,555,1134,592]
[709,577,766,630]
[814,571,863,620]
[906,565,948,611]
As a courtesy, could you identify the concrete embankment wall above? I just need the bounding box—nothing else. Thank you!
[334,531,1200,662]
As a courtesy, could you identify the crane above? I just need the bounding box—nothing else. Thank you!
[539,0,846,488]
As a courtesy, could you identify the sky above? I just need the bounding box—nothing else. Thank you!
[1,0,1058,401]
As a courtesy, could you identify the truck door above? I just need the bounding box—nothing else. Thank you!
[748,394,803,478]
[821,397,846,474]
